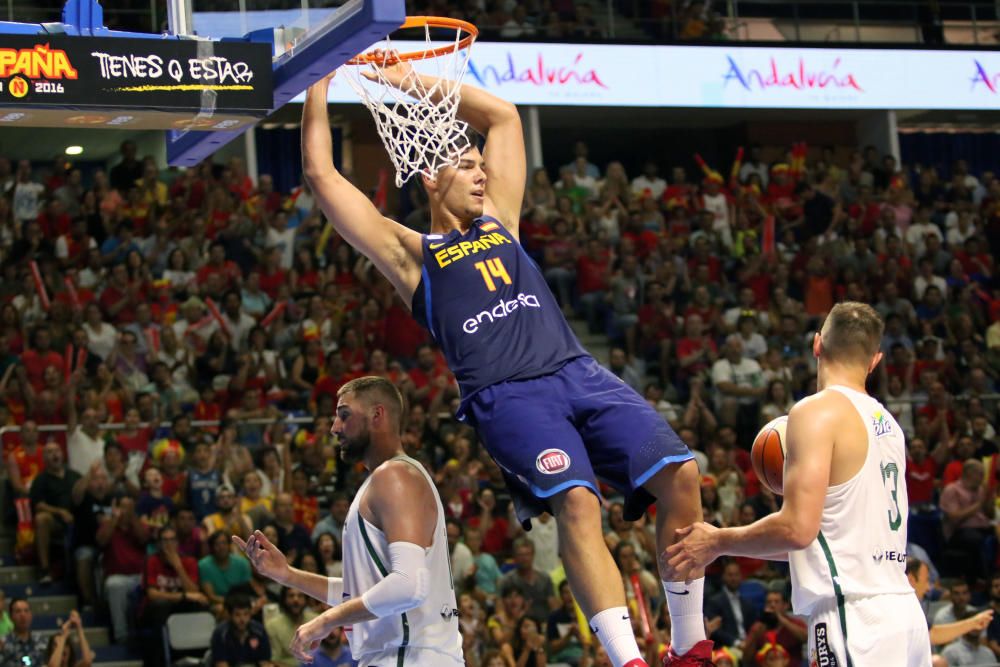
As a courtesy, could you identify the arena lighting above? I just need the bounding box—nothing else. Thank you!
[64,146,83,155]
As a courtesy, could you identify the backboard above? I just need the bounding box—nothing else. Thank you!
[167,0,405,166]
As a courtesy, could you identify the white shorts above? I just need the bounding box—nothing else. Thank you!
[358,646,464,667]
[807,593,930,667]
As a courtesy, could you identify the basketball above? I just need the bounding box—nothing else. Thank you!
[751,416,788,495]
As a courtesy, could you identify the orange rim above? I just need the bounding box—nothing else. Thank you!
[346,16,478,66]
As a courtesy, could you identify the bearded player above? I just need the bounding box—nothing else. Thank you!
[667,302,930,666]
[299,62,709,667]
[235,377,462,665]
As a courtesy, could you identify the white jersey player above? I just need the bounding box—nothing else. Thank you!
[235,376,462,666]
[666,301,931,666]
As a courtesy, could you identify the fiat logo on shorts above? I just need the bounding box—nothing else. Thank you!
[536,449,571,475]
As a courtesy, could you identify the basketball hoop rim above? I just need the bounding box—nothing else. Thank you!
[346,16,478,66]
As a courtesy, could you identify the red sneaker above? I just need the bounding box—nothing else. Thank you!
[623,660,649,667]
[662,640,715,666]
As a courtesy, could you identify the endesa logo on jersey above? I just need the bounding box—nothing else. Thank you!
[536,449,571,475]
[462,293,541,334]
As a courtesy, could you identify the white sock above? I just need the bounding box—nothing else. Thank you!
[663,576,706,655]
[589,606,643,667]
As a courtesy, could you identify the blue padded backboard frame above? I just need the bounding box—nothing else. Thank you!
[166,0,405,167]
[0,0,404,167]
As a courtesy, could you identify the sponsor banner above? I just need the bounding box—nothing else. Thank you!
[0,34,272,128]
[283,38,1000,110]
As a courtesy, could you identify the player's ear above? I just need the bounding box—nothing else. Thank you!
[812,332,822,359]
[371,403,385,426]
[867,350,884,376]
[421,173,437,195]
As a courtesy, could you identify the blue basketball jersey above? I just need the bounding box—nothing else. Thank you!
[411,215,586,411]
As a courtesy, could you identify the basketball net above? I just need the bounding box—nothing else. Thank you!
[341,18,477,188]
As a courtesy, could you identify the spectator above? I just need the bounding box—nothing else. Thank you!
[939,459,995,581]
[675,314,718,388]
[70,461,113,610]
[760,380,794,424]
[464,524,502,607]
[66,400,105,477]
[265,587,318,667]
[711,334,766,430]
[109,140,143,192]
[30,441,82,584]
[186,440,222,520]
[489,586,527,653]
[6,419,44,499]
[174,506,204,559]
[499,537,556,622]
[311,492,350,543]
[203,483,253,544]
[44,609,95,667]
[209,592,273,667]
[631,161,667,200]
[0,598,47,665]
[509,616,548,667]
[934,580,975,626]
[547,579,586,666]
[941,610,995,666]
[270,492,311,563]
[608,347,644,393]
[141,525,210,666]
[20,326,63,392]
[742,590,807,666]
[705,560,758,649]
[199,529,253,617]
[447,517,474,591]
[311,627,356,667]
[96,494,148,644]
[604,501,656,568]
[607,255,644,357]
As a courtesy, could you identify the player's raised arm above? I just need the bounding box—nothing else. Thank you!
[301,75,422,299]
[368,63,526,235]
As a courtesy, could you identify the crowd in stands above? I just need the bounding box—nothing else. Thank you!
[405,0,728,42]
[0,128,995,667]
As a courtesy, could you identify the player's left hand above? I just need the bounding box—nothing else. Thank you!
[289,615,329,663]
[662,522,721,583]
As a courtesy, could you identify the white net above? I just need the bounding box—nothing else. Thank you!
[341,22,476,188]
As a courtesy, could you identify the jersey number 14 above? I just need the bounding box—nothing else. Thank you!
[474,258,512,292]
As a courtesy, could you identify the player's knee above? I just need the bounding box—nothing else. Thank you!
[552,486,599,527]
[672,459,701,495]
[931,654,947,667]
[647,458,700,505]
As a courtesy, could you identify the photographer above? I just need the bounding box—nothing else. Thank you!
[742,590,806,667]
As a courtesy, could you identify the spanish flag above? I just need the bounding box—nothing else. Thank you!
[480,221,499,232]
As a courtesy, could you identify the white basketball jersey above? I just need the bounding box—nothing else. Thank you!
[341,455,463,666]
[789,385,914,617]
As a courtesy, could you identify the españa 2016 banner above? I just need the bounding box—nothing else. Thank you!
[0,35,272,130]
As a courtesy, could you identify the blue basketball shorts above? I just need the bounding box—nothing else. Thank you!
[464,356,694,526]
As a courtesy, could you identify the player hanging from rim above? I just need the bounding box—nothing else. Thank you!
[235,377,462,666]
[667,302,931,667]
[298,60,710,667]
